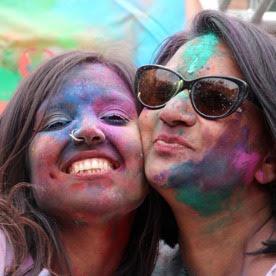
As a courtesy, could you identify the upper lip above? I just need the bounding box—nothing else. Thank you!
[154,134,194,150]
[61,150,120,173]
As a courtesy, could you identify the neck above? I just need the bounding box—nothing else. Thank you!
[167,184,273,276]
[53,213,134,276]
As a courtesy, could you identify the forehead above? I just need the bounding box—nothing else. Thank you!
[62,63,130,93]
[166,33,243,80]
[38,63,134,112]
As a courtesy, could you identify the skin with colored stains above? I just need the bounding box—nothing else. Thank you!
[166,128,262,216]
[140,36,270,217]
[180,33,219,78]
[29,63,146,222]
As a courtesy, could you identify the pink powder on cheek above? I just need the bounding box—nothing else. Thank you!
[232,150,262,184]
[152,170,170,186]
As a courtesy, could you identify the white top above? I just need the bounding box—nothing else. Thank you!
[0,229,49,275]
[267,264,276,276]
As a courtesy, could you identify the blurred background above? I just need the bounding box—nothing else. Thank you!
[0,0,275,112]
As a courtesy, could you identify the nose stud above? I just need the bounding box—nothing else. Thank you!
[69,128,105,145]
[69,129,84,143]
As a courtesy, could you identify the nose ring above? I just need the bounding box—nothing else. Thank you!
[69,129,84,143]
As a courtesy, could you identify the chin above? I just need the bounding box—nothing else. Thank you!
[145,152,171,182]
[37,189,147,221]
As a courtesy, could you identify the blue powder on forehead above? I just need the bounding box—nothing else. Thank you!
[182,33,219,77]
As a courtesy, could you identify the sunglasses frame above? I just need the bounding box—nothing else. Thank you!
[135,64,250,119]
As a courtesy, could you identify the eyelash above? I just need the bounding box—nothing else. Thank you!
[41,111,129,131]
[43,119,71,131]
[101,113,129,126]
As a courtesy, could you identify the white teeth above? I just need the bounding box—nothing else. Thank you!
[68,158,114,175]
[92,159,97,169]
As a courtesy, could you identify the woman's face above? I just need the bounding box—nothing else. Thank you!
[29,63,146,223]
[139,34,271,216]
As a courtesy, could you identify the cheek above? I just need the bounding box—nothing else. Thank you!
[29,134,65,178]
[139,108,158,132]
[231,150,262,184]
[104,126,148,203]
[202,124,264,187]
[139,109,158,152]
[167,119,264,189]
[198,112,248,153]
[105,124,144,167]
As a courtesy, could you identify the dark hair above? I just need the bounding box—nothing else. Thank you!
[0,50,159,275]
[154,10,276,253]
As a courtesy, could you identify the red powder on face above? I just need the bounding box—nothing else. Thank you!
[70,182,88,191]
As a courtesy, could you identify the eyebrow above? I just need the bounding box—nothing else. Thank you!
[39,90,136,117]
[43,102,76,114]
[96,92,134,105]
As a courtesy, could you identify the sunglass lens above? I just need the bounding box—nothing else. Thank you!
[192,78,240,117]
[137,68,182,107]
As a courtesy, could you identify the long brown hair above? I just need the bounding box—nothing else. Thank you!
[0,50,160,275]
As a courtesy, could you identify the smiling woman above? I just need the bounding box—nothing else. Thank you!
[0,51,160,275]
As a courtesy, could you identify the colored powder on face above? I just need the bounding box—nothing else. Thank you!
[164,133,249,217]
[181,33,219,78]
[178,89,189,100]
[160,118,260,217]
[177,128,184,135]
[166,157,239,217]
[232,150,261,184]
[153,171,170,186]
[176,185,232,217]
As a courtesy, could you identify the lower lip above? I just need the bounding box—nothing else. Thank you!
[154,140,188,154]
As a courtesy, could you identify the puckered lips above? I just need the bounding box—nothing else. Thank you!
[153,134,194,153]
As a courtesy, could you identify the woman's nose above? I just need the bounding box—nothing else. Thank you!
[159,91,197,127]
[72,117,105,146]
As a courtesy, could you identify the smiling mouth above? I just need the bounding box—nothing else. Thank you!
[67,158,118,175]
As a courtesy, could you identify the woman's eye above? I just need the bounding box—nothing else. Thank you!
[43,120,70,131]
[101,114,129,126]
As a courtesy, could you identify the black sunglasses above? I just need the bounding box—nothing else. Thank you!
[135,64,257,119]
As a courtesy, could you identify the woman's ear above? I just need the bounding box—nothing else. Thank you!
[255,149,276,184]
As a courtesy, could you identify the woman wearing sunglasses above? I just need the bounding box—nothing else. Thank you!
[136,10,276,275]
[0,50,161,275]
